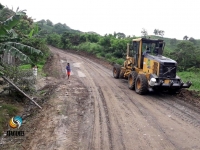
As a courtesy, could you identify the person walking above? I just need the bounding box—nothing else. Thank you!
[66,63,71,79]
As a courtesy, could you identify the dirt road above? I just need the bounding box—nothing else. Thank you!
[23,46,200,150]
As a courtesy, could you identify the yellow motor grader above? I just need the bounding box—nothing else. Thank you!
[113,38,192,95]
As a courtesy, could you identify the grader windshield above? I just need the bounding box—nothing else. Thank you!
[130,38,165,57]
[141,39,165,56]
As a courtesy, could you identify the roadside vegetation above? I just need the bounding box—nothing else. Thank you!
[0,3,48,135]
[0,103,20,135]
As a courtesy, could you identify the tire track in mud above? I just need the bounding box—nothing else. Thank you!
[98,87,114,150]
[145,94,200,128]
[75,59,114,150]
[75,54,154,149]
[50,48,95,150]
[59,51,110,150]
[64,52,124,149]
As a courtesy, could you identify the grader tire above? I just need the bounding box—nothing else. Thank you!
[119,70,125,79]
[113,64,121,79]
[128,71,138,90]
[135,74,148,95]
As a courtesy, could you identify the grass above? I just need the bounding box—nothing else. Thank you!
[19,64,32,70]
[0,104,19,135]
[20,64,46,77]
[177,71,200,91]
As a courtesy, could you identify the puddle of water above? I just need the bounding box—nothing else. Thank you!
[61,60,66,63]
[73,62,82,68]
[77,71,86,77]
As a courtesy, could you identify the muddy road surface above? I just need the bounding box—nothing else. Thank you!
[25,47,200,150]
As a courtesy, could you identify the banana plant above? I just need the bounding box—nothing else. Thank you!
[0,8,43,60]
[0,7,43,76]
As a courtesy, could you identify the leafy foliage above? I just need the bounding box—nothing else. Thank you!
[170,41,200,70]
[1,64,36,92]
[0,5,44,80]
[141,28,148,37]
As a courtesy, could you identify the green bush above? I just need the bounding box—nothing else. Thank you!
[113,50,123,58]
[0,104,19,136]
[115,58,124,65]
[73,42,103,54]
[22,37,50,64]
[105,53,112,59]
[96,53,102,59]
[1,104,19,116]
[177,71,200,91]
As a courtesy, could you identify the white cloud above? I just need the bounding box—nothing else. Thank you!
[1,0,200,39]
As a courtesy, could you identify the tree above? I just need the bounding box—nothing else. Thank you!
[37,19,46,26]
[116,32,126,39]
[158,30,165,37]
[0,3,4,9]
[46,19,53,26]
[189,37,196,45]
[47,33,61,47]
[0,5,15,22]
[141,28,148,37]
[14,19,33,36]
[53,23,71,34]
[170,38,177,46]
[153,29,159,35]
[0,7,42,69]
[183,35,188,40]
[172,41,197,70]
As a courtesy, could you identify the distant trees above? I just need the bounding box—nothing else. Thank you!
[37,19,46,26]
[153,29,165,37]
[46,19,53,26]
[47,33,61,47]
[53,23,71,34]
[159,30,165,37]
[153,29,159,35]
[170,41,200,70]
[189,37,196,45]
[183,36,196,44]
[116,32,126,39]
[170,38,177,46]
[141,28,148,37]
[183,35,188,40]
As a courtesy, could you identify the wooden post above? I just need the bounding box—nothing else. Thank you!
[2,76,42,109]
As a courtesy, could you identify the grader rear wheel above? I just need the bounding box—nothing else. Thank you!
[119,69,125,79]
[128,71,138,90]
[113,64,121,79]
[135,74,148,95]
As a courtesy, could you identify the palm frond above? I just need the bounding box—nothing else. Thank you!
[0,7,14,21]
[0,43,32,63]
[3,42,43,55]
[0,9,26,36]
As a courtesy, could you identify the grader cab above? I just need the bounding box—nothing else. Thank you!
[113,38,192,95]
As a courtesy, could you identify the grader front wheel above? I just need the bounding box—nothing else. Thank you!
[135,74,148,95]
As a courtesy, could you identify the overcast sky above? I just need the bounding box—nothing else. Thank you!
[1,0,199,40]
